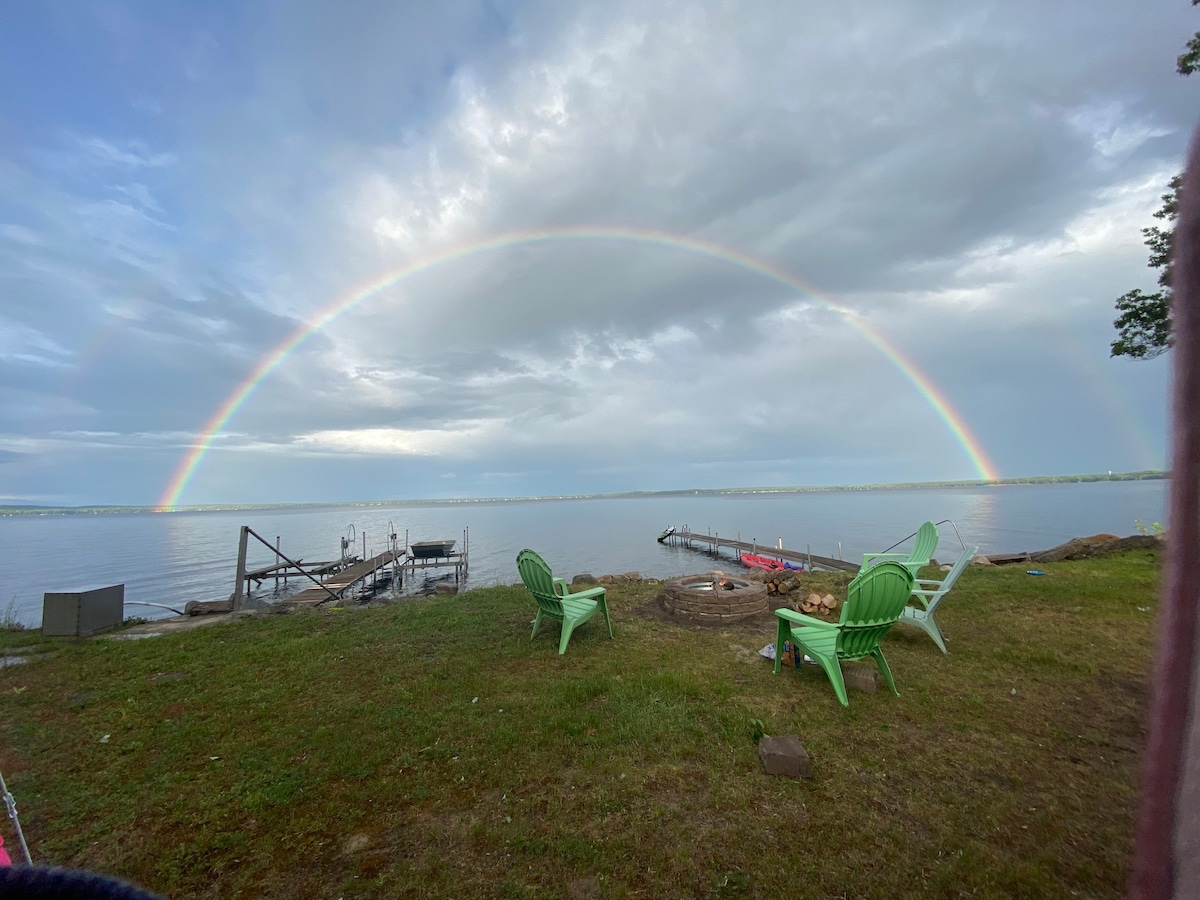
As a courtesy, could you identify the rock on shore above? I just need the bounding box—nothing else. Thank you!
[1029,534,1162,563]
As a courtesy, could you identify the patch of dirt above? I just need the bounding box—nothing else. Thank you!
[105,610,258,638]
[1098,667,1150,703]
[568,876,600,899]
[342,833,373,855]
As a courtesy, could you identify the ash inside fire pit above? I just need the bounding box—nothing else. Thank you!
[660,572,769,623]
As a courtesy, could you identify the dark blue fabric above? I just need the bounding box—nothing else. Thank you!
[0,866,164,899]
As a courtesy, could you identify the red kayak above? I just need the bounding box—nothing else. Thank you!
[740,552,786,572]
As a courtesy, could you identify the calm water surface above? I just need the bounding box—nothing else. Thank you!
[0,480,1167,627]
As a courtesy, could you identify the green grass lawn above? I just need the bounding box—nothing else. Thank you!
[0,549,1159,899]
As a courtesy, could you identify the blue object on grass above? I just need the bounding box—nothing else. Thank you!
[1026,570,1045,576]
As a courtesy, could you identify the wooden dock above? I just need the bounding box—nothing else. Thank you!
[661,529,859,573]
[228,525,470,611]
[286,549,404,607]
[242,557,356,593]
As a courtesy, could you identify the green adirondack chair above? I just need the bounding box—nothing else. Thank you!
[516,549,613,655]
[862,521,939,576]
[773,560,915,706]
[897,544,979,653]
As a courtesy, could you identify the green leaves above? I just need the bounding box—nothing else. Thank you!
[1111,289,1173,360]
[749,718,765,744]
[1110,35,1192,359]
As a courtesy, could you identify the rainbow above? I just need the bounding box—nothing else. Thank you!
[156,227,1000,510]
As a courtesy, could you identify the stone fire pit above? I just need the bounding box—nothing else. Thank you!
[660,572,769,623]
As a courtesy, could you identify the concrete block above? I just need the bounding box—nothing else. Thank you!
[758,734,814,778]
[842,664,878,693]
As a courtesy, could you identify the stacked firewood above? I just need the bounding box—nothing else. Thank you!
[764,574,803,596]
[790,592,840,617]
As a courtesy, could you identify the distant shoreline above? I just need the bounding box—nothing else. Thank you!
[0,470,1167,517]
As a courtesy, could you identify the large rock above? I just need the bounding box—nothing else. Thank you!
[185,599,234,616]
[571,574,598,586]
[1030,534,1161,563]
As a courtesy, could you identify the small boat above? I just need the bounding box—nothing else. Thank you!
[410,540,456,559]
[740,552,786,572]
[657,526,677,543]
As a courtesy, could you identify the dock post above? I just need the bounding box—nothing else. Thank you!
[231,526,249,610]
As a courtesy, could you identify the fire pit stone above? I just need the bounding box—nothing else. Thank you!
[660,572,769,622]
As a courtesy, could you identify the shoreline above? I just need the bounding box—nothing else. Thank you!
[65,531,1165,640]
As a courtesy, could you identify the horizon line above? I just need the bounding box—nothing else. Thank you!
[3,470,1167,513]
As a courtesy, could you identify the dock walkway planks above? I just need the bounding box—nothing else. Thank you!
[286,549,403,607]
[245,560,302,582]
[665,529,860,572]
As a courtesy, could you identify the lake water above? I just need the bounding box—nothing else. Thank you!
[0,480,1167,628]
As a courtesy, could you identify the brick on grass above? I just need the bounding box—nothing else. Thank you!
[758,734,814,779]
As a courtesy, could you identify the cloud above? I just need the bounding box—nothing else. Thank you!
[0,319,74,368]
[0,0,1191,504]
[72,135,179,170]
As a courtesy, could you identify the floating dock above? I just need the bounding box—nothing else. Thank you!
[660,528,859,573]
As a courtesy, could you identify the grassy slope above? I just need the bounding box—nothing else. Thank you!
[0,550,1159,899]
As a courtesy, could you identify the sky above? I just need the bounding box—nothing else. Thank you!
[0,0,1192,507]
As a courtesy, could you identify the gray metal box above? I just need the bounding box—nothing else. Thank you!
[42,584,125,636]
